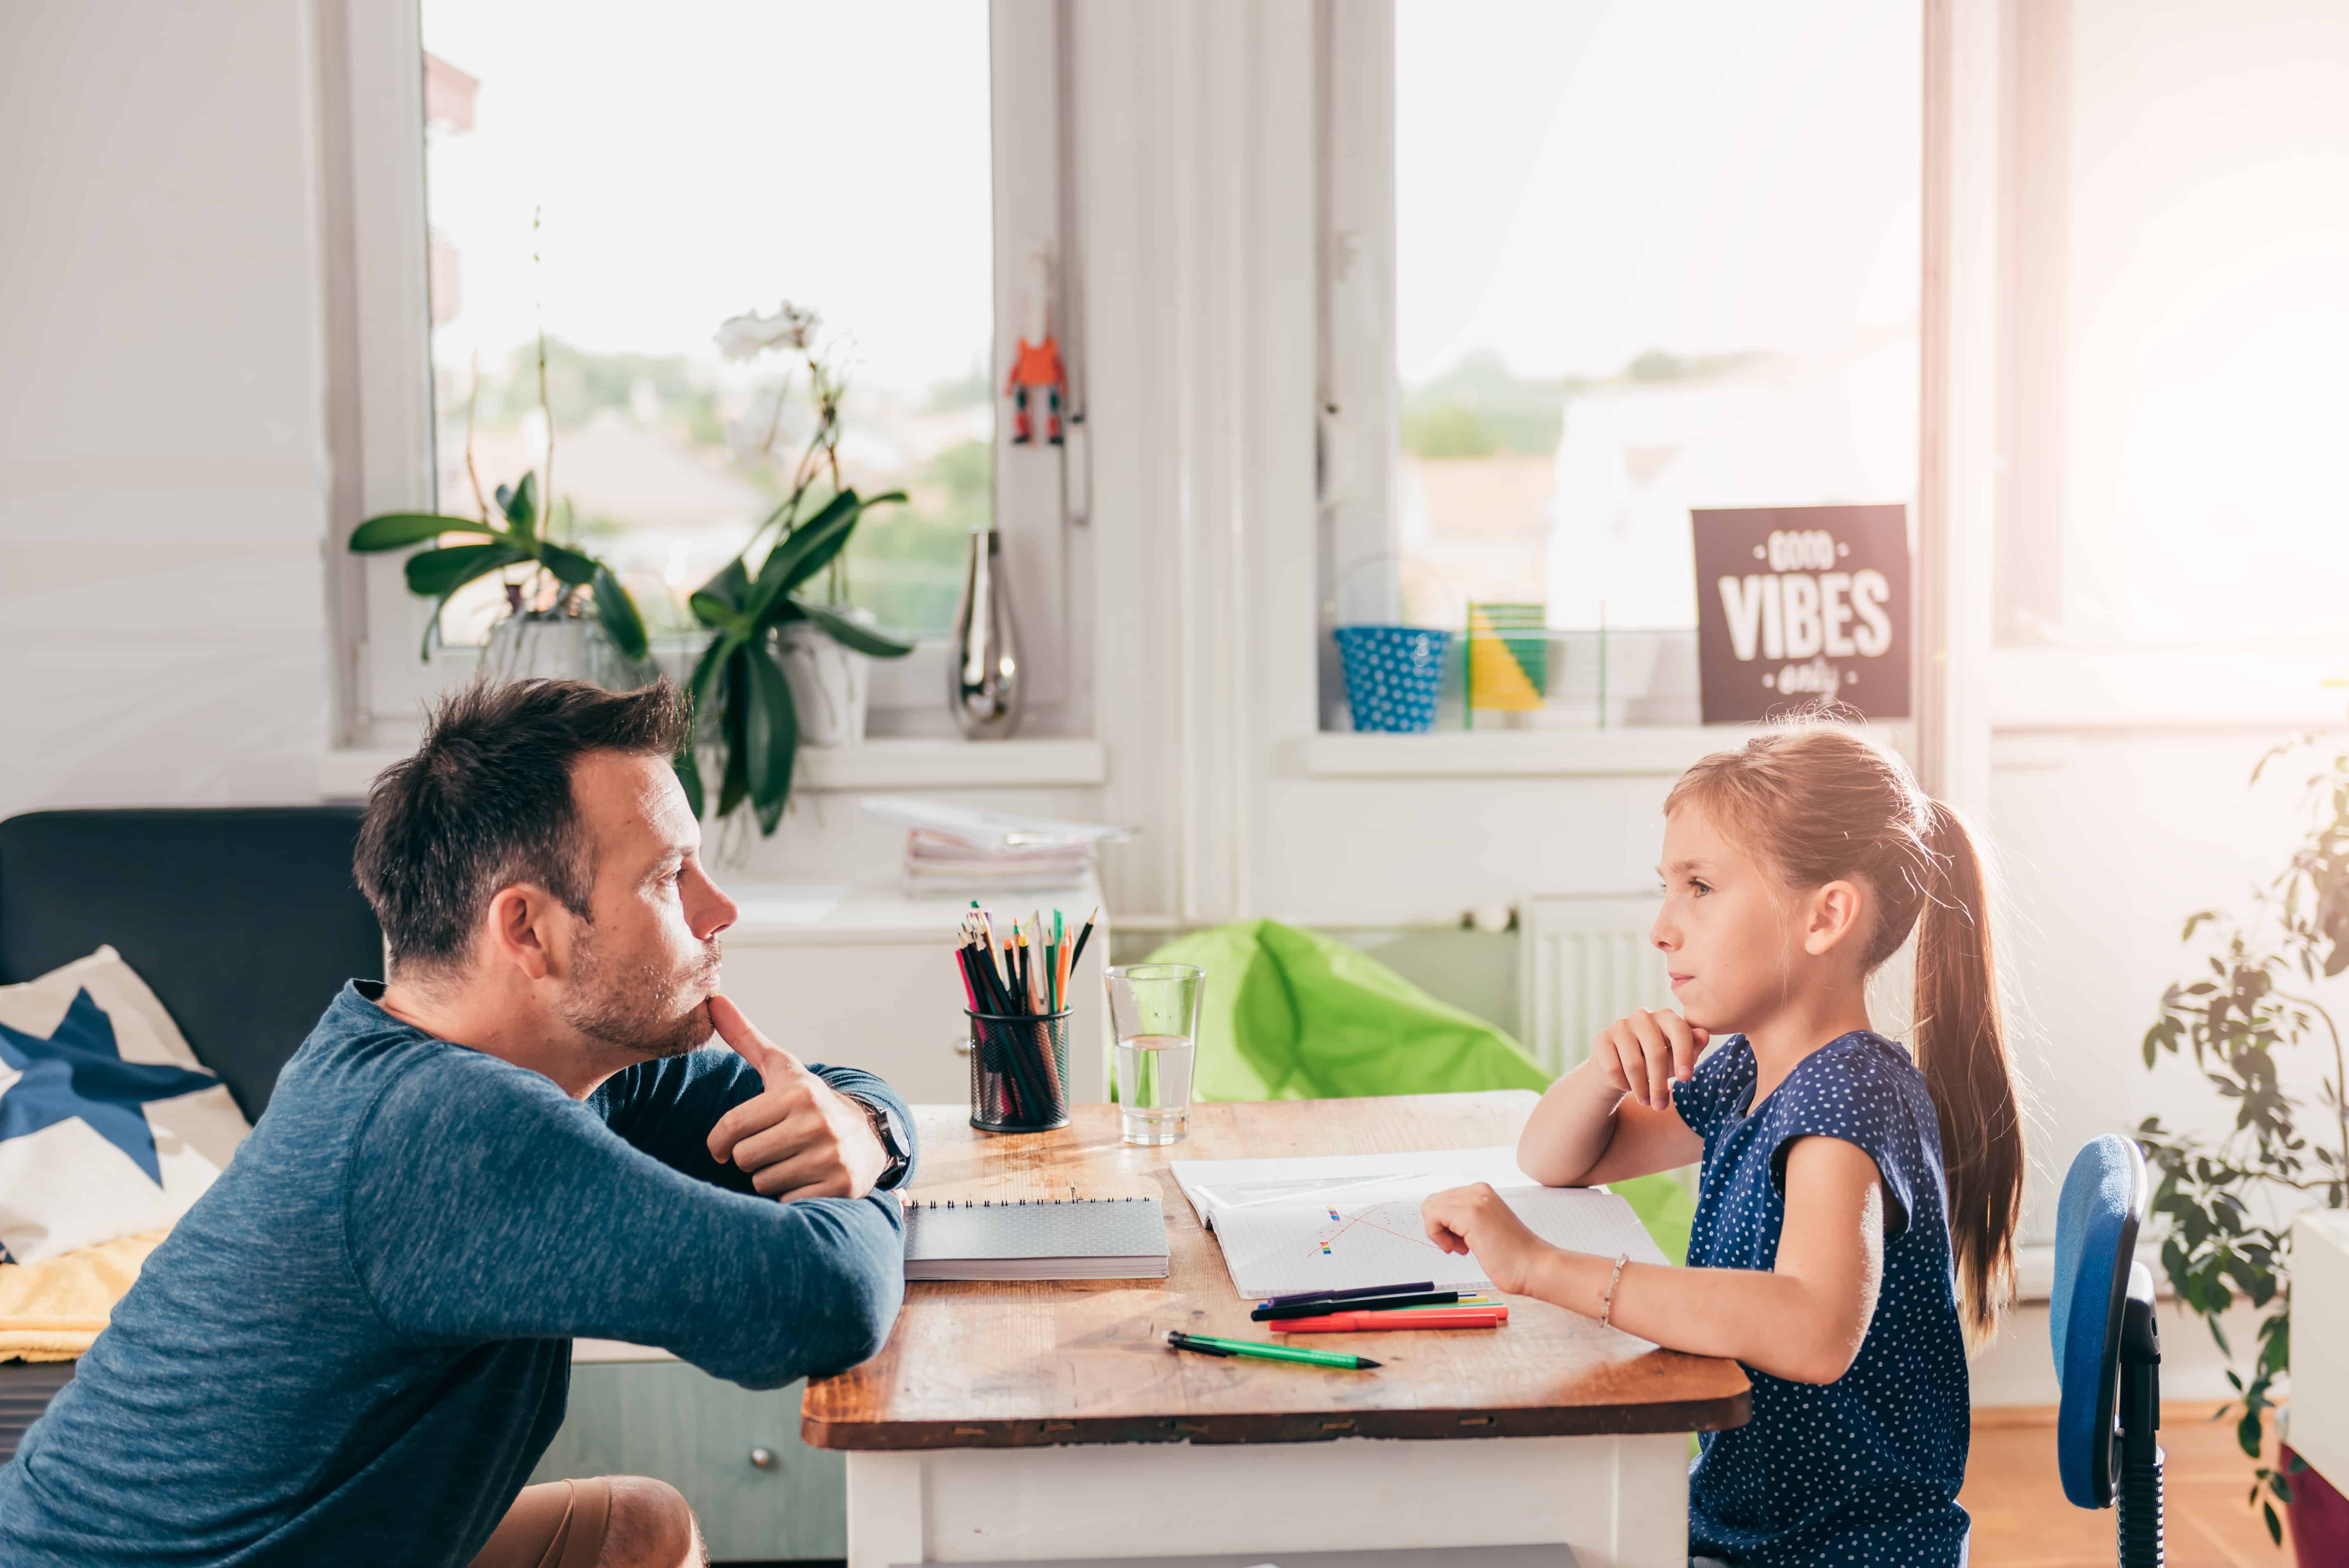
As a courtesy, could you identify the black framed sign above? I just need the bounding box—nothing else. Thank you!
[1691,504,1910,723]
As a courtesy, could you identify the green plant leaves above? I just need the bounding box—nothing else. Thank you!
[498,472,538,535]
[404,542,524,597]
[740,640,799,836]
[353,469,652,669]
[672,486,913,836]
[787,595,917,658]
[536,540,601,587]
[348,513,499,552]
[592,566,648,661]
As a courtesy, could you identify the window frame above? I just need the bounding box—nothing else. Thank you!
[322,0,1088,749]
[1317,0,2346,752]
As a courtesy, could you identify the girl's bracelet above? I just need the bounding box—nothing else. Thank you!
[1599,1251,1631,1330]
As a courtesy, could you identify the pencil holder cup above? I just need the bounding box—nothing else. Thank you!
[1334,625,1450,732]
[967,1009,1072,1134]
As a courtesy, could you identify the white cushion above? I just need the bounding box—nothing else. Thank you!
[0,947,251,1264]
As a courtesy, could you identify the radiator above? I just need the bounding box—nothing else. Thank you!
[1517,894,1674,1076]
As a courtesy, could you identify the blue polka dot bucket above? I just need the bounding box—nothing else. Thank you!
[1335,625,1451,732]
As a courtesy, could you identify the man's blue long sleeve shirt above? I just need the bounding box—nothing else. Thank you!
[0,981,913,1567]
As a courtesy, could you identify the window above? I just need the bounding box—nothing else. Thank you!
[418,1,991,646]
[337,1,1080,745]
[1993,0,2349,652]
[1322,0,1922,730]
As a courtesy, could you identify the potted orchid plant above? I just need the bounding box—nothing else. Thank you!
[346,334,652,685]
[677,301,916,836]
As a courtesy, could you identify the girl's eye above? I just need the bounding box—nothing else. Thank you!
[1690,880,1712,897]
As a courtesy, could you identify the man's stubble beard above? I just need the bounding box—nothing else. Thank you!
[560,921,721,1061]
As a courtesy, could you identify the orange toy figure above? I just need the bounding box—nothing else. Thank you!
[1003,335,1067,446]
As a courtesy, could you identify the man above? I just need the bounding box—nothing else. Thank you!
[0,679,917,1568]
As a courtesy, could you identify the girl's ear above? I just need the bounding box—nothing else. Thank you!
[1802,878,1867,958]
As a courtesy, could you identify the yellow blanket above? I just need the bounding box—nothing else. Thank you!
[0,1231,165,1362]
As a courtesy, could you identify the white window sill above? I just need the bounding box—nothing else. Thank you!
[317,737,1107,800]
[1290,727,1748,779]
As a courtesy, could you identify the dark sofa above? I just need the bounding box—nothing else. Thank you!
[0,807,383,1463]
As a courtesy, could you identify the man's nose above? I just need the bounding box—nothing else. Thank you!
[687,869,740,942]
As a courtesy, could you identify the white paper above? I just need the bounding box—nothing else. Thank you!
[1206,1181,1668,1300]
[1169,1145,1536,1230]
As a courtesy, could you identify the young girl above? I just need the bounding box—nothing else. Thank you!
[1423,722,2022,1567]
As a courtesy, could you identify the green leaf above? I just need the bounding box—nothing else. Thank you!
[534,539,601,587]
[503,471,538,533]
[349,513,501,552]
[592,566,649,660]
[404,542,522,597]
[691,557,753,627]
[740,641,799,834]
[787,595,918,658]
[751,488,864,614]
[686,634,730,712]
[672,740,706,820]
[716,654,750,819]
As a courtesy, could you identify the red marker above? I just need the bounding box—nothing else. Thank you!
[1271,1307,1508,1333]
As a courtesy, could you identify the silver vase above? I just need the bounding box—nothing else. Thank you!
[949,527,1023,738]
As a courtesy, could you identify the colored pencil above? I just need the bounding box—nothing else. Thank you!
[1165,1330,1379,1371]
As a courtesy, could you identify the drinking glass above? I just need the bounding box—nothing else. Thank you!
[1104,964,1205,1145]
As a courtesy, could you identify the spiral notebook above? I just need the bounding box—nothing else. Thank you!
[902,1196,1170,1282]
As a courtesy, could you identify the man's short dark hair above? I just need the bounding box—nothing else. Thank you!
[355,677,691,974]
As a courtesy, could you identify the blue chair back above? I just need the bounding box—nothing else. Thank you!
[2049,1134,2149,1509]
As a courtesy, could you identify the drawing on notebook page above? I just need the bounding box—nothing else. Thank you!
[1209,1180,1669,1300]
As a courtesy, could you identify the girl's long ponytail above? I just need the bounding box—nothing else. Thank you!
[1914,799,2022,1343]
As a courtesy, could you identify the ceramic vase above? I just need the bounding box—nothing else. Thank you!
[775,617,873,747]
[949,527,1023,739]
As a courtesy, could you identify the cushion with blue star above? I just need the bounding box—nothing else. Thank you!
[0,946,251,1265]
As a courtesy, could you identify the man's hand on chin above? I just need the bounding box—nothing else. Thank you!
[703,995,889,1201]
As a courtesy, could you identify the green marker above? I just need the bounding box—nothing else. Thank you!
[1165,1330,1381,1371]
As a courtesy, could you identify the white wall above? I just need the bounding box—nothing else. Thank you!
[0,0,334,822]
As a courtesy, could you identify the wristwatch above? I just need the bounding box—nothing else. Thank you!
[851,1096,911,1189]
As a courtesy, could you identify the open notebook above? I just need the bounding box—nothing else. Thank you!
[1170,1149,1665,1300]
[902,1197,1169,1282]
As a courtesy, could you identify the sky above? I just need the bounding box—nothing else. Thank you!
[420,0,995,396]
[1395,0,1921,383]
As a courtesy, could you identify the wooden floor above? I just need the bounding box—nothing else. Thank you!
[1963,1406,2292,1567]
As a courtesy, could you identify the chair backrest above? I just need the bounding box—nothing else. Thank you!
[2049,1132,2148,1509]
[0,807,382,1122]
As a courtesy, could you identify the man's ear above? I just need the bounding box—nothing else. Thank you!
[482,885,561,981]
[1803,878,1867,958]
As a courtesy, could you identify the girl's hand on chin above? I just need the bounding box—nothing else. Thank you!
[1421,1183,1549,1295]
[1593,1008,1709,1111]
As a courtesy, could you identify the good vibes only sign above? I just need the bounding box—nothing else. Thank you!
[1691,504,1911,723]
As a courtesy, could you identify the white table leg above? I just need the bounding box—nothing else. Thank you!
[845,1432,1687,1568]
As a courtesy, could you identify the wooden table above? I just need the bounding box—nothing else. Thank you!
[803,1094,1749,1568]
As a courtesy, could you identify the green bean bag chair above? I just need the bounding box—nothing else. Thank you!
[1141,919,1694,1264]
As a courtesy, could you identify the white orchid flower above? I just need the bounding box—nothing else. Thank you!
[713,301,820,361]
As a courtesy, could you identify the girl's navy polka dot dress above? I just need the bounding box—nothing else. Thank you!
[1670,1031,1971,1566]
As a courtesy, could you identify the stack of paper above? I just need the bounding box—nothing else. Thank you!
[1169,1146,1667,1301]
[861,796,1133,896]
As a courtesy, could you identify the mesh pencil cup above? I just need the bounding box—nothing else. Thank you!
[967,1009,1071,1134]
[1334,625,1451,732]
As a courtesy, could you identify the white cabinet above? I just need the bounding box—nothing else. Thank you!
[716,879,1110,1108]
[2292,1208,2349,1495]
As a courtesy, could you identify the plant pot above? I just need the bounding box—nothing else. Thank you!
[2285,1445,2349,1566]
[480,610,650,690]
[776,616,872,747]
